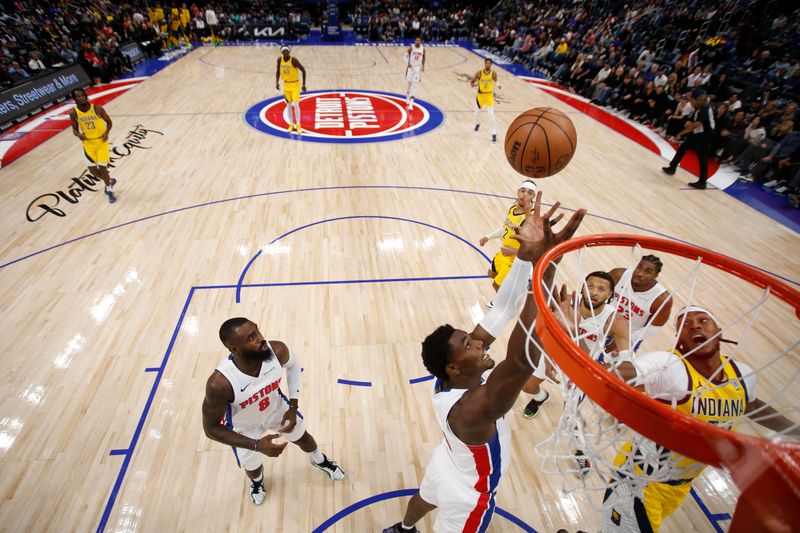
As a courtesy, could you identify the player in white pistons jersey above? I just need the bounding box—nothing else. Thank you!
[405,37,425,110]
[383,192,587,533]
[609,255,673,347]
[202,318,345,506]
[431,371,512,490]
[548,272,631,476]
[571,271,631,362]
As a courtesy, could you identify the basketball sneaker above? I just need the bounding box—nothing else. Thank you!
[661,166,676,175]
[287,124,295,133]
[383,524,419,533]
[492,134,497,142]
[105,189,116,204]
[110,178,117,186]
[688,180,707,190]
[522,390,549,418]
[296,124,303,134]
[474,124,480,132]
[310,454,346,480]
[575,450,591,478]
[485,300,494,310]
[250,479,266,505]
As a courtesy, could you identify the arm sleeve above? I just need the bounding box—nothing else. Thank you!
[736,361,758,402]
[631,351,689,401]
[478,258,533,338]
[483,228,504,240]
[632,324,663,344]
[282,350,301,400]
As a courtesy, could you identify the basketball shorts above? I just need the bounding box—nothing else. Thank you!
[230,391,306,471]
[406,66,421,83]
[419,444,497,533]
[83,138,109,166]
[284,82,300,103]
[490,252,515,286]
[603,441,695,532]
[476,92,493,109]
[602,479,692,533]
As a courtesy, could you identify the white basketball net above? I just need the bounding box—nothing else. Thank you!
[521,242,800,530]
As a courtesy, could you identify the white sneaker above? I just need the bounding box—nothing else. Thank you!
[250,479,266,505]
[311,454,346,480]
[764,179,779,187]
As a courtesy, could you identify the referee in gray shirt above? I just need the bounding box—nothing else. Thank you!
[662,88,715,189]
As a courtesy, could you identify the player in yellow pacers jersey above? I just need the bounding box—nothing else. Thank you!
[479,180,538,301]
[470,58,500,142]
[600,305,799,532]
[275,46,307,134]
[69,88,116,203]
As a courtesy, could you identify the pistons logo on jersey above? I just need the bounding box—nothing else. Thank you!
[244,90,444,144]
[615,295,645,320]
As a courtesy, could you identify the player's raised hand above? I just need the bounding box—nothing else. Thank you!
[256,434,288,457]
[550,284,578,331]
[511,191,586,261]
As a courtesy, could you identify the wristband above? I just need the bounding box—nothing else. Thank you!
[253,438,259,451]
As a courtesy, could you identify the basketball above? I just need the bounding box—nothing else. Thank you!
[504,107,577,179]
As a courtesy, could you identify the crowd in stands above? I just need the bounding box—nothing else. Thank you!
[1,0,798,205]
[352,1,478,42]
[0,0,314,88]
[478,0,799,206]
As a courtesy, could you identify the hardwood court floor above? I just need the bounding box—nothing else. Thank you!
[0,45,797,532]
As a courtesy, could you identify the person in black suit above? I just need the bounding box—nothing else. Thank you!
[662,88,715,189]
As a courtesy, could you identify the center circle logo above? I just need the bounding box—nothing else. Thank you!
[244,89,444,144]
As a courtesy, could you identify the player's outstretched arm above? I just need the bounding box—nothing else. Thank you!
[275,57,281,89]
[746,399,800,437]
[454,195,586,443]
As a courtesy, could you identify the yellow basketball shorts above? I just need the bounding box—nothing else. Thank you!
[83,138,110,165]
[284,82,300,103]
[491,252,515,286]
[476,92,493,109]
[640,480,692,531]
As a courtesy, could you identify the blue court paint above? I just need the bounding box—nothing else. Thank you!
[235,214,492,302]
[336,379,372,387]
[409,375,435,384]
[243,89,445,144]
[95,274,482,531]
[310,488,537,532]
[96,287,196,533]
[0,185,800,285]
[203,274,486,292]
[96,272,732,532]
[690,487,731,533]
[725,181,800,233]
[144,367,160,372]
[5,185,795,287]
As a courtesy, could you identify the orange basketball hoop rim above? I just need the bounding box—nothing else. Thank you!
[532,234,800,532]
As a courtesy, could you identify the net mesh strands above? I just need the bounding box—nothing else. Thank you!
[521,234,800,532]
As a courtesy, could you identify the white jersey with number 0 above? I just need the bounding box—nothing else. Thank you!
[408,44,424,69]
